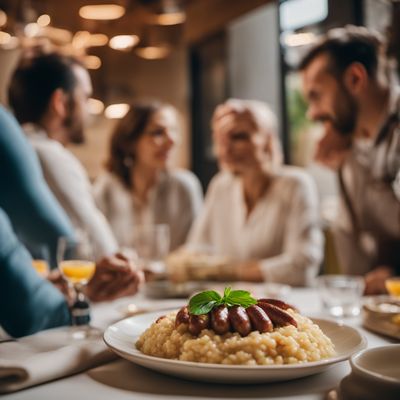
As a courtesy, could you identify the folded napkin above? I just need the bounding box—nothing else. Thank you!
[0,327,116,393]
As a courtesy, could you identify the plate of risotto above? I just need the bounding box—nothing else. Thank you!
[104,288,366,383]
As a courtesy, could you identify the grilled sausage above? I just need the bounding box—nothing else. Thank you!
[228,306,252,336]
[156,315,166,324]
[175,306,190,327]
[188,314,210,335]
[257,302,297,328]
[258,298,298,312]
[246,305,273,333]
[211,305,230,334]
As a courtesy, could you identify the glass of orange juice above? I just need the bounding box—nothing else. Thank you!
[57,233,97,339]
[385,277,400,297]
[30,245,50,278]
[32,259,50,277]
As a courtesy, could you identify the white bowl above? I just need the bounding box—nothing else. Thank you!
[340,345,400,399]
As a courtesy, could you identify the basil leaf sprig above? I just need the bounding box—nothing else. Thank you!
[188,287,257,315]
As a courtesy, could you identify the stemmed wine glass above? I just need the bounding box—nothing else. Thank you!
[57,233,98,339]
[31,245,50,278]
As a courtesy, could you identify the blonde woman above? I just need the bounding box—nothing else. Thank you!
[187,99,323,286]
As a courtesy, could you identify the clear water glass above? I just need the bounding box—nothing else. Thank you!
[131,224,170,275]
[317,275,365,317]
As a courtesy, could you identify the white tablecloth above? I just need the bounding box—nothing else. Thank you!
[1,287,395,400]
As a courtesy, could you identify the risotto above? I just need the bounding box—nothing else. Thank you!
[136,309,336,365]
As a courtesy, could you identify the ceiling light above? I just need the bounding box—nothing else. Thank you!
[83,55,102,70]
[89,33,108,46]
[37,14,51,27]
[42,26,73,43]
[2,36,19,49]
[151,11,186,26]
[24,23,40,38]
[79,4,125,21]
[88,98,105,115]
[73,31,108,49]
[105,103,130,119]
[109,35,139,51]
[283,32,316,47]
[72,31,90,49]
[0,10,7,27]
[0,31,11,45]
[135,46,170,60]
[0,32,18,50]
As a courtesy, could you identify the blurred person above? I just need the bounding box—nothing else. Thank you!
[299,25,400,294]
[0,106,142,338]
[94,101,203,251]
[0,207,141,338]
[0,105,74,266]
[187,99,323,286]
[8,52,118,257]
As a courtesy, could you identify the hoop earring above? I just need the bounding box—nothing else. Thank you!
[123,155,134,167]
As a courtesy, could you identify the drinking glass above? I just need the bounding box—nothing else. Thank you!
[30,245,50,278]
[57,233,97,339]
[32,259,50,278]
[385,277,400,297]
[131,224,170,276]
[317,275,365,317]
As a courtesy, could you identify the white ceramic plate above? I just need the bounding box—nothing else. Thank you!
[104,310,367,384]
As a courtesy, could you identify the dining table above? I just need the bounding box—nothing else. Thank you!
[1,285,396,400]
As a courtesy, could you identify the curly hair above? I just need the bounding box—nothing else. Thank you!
[106,100,172,189]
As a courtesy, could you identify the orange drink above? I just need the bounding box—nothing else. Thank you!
[32,259,49,277]
[59,260,96,285]
[385,278,400,297]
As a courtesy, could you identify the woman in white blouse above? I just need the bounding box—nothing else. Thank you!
[187,99,323,286]
[94,101,203,251]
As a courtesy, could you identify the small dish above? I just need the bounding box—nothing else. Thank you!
[144,280,213,299]
[362,295,400,340]
[339,345,400,400]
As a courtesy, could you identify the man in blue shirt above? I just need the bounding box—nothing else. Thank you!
[0,106,141,337]
[0,208,71,337]
[0,106,74,266]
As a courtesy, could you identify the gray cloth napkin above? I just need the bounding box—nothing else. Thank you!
[0,327,116,393]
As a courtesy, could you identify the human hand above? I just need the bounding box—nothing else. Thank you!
[47,269,75,306]
[233,260,264,283]
[86,253,143,302]
[364,265,394,295]
[314,123,351,170]
[212,101,258,139]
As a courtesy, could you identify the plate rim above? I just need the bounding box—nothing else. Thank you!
[103,309,367,371]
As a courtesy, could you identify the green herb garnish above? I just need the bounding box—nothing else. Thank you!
[188,287,257,315]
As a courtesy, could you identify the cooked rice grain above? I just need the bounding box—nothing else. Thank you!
[136,311,335,365]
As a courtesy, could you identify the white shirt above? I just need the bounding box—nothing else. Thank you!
[187,168,323,286]
[24,124,118,257]
[93,170,203,251]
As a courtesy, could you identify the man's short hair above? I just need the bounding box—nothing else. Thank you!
[8,53,83,124]
[298,25,385,78]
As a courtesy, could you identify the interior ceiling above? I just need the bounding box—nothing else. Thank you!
[0,0,271,44]
[0,0,271,102]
